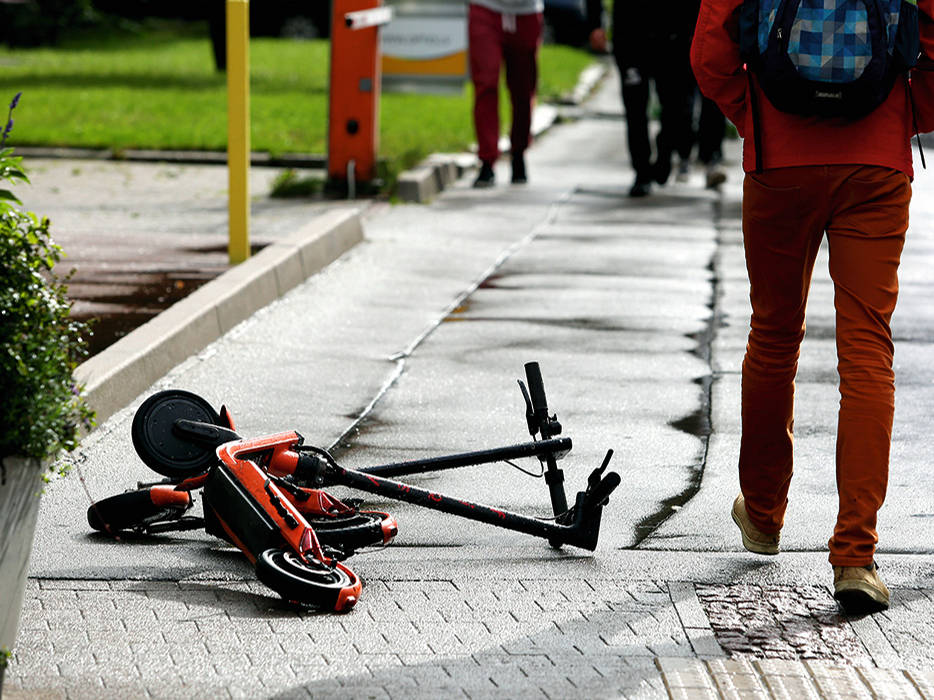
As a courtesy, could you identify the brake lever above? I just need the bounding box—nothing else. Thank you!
[517,379,538,437]
[588,449,614,488]
[583,450,619,510]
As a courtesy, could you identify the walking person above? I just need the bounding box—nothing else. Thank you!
[468,0,544,187]
[587,0,699,197]
[692,0,934,612]
[695,93,727,189]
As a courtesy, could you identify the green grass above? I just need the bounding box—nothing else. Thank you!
[0,21,597,176]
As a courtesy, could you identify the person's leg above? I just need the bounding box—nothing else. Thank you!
[697,95,726,164]
[615,56,652,194]
[739,167,828,536]
[503,11,543,175]
[469,5,504,167]
[653,54,695,184]
[824,165,909,567]
[697,94,727,188]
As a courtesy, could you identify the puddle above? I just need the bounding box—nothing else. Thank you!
[72,273,212,358]
[70,244,267,358]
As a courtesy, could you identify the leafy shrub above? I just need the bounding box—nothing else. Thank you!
[0,93,94,463]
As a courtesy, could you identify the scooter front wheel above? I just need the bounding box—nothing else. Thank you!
[255,549,361,612]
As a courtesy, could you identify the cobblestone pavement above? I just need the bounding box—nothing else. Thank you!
[696,585,872,665]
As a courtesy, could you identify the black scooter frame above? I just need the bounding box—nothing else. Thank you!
[168,361,620,551]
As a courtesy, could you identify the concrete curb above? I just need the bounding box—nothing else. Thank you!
[395,152,477,203]
[15,146,327,170]
[74,207,364,426]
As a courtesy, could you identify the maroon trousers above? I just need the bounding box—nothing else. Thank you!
[740,165,910,567]
[468,4,543,164]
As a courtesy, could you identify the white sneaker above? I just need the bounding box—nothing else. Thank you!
[706,164,726,189]
[676,161,691,183]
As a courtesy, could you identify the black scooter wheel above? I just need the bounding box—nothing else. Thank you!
[132,389,221,479]
[88,490,164,533]
[255,549,358,610]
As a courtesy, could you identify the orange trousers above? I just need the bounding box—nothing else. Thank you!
[740,165,911,567]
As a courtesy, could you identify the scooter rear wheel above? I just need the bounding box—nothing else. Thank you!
[255,549,359,611]
[87,490,179,534]
[132,389,221,479]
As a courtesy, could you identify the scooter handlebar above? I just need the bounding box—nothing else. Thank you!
[524,361,548,417]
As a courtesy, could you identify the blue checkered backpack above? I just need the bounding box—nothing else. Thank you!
[739,0,921,170]
[740,0,919,117]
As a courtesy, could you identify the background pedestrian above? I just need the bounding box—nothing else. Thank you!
[587,0,699,197]
[469,0,544,188]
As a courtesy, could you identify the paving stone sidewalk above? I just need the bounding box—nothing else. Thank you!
[8,577,934,699]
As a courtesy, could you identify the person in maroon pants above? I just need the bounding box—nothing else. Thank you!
[468,0,544,188]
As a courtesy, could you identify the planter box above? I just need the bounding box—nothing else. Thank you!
[0,455,45,692]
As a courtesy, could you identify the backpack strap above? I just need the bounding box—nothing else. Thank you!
[748,71,765,173]
[906,74,927,170]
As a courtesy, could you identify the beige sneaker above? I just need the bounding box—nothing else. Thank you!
[834,563,890,613]
[731,494,780,555]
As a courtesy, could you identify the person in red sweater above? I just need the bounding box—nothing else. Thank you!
[692,0,934,612]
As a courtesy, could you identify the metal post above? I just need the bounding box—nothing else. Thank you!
[227,0,250,264]
[328,0,392,188]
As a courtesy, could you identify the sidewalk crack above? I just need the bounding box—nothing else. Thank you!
[630,222,725,548]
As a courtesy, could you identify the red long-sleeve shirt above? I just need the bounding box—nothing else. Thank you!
[691,0,934,177]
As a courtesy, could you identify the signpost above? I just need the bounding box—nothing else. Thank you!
[381,0,468,94]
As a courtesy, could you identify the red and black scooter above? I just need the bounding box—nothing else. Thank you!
[88,362,621,612]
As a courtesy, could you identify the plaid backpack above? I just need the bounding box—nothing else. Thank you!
[739,0,920,118]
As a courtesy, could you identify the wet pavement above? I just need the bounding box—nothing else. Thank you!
[6,65,934,698]
[16,157,352,356]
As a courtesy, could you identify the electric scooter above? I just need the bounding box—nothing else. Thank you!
[88,362,620,611]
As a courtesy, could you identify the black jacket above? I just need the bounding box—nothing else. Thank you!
[587,0,701,68]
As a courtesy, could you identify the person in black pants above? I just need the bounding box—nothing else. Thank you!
[696,92,728,189]
[588,0,700,197]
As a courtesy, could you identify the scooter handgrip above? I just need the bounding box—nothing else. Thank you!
[524,362,548,414]
[584,471,621,510]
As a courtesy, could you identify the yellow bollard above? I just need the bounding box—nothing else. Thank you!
[227,0,250,264]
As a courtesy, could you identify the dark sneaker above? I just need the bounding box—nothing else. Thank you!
[629,178,652,197]
[511,154,527,184]
[676,160,691,183]
[731,494,780,555]
[473,162,495,188]
[834,562,890,613]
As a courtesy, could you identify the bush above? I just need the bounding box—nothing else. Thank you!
[0,93,94,463]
